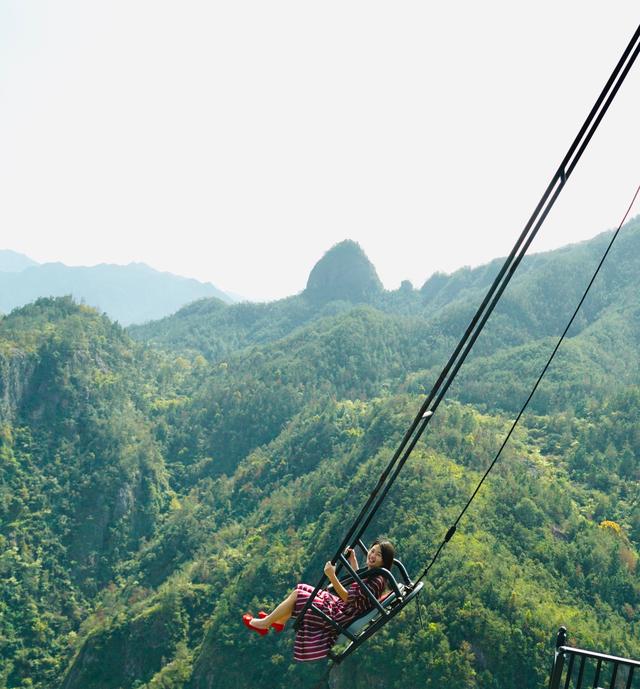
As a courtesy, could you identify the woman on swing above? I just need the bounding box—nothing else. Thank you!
[242,538,395,662]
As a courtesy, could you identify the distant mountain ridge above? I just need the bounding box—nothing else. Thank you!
[0,252,235,325]
[0,249,39,272]
[131,219,640,370]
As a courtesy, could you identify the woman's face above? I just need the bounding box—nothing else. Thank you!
[366,544,384,569]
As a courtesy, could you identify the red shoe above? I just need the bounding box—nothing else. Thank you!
[242,613,269,636]
[258,610,285,632]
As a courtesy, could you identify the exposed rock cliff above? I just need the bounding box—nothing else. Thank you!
[304,240,383,304]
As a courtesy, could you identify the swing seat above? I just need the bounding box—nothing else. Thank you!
[335,586,402,645]
[330,580,424,662]
[328,559,425,663]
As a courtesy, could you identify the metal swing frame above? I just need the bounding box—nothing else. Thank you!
[298,537,424,664]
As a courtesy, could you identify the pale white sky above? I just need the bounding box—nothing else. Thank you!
[1,2,639,302]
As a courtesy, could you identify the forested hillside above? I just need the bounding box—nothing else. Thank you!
[1,225,640,689]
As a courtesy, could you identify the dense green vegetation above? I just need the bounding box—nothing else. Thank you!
[1,224,640,689]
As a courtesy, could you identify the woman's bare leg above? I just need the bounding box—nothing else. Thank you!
[251,589,297,629]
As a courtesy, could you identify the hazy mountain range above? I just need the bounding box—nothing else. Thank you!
[0,250,236,326]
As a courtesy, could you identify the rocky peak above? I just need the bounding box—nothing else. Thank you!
[304,240,383,304]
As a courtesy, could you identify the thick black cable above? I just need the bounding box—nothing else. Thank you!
[417,182,640,584]
[295,22,640,630]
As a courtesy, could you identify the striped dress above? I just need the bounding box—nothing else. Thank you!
[292,575,386,662]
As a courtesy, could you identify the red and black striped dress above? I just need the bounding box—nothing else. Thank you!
[292,575,386,662]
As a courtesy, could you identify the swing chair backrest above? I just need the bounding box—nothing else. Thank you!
[333,557,409,597]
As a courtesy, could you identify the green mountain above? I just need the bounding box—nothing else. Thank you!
[0,260,235,325]
[130,219,640,366]
[0,298,175,687]
[128,239,389,360]
[304,239,384,304]
[2,220,640,689]
[130,219,640,428]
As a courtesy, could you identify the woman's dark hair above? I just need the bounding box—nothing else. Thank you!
[372,538,395,570]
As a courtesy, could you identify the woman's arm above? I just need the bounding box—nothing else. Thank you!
[345,547,358,570]
[324,562,349,602]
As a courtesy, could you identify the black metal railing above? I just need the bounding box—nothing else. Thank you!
[549,627,640,689]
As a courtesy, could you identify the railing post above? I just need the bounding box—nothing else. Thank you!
[549,627,568,689]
